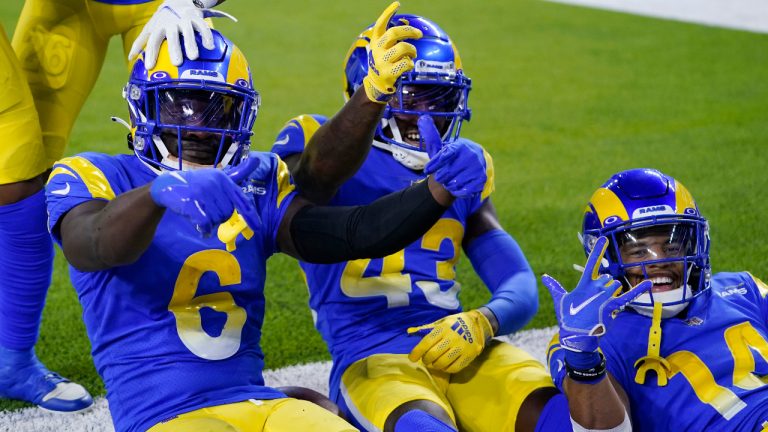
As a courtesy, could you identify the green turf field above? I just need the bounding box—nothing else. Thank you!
[1,0,767,411]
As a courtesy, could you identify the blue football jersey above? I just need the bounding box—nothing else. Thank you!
[271,115,495,403]
[46,152,297,432]
[548,272,768,431]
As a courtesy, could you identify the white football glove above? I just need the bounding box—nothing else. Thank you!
[128,0,237,70]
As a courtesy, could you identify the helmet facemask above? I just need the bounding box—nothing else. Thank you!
[378,72,471,154]
[586,217,710,318]
[127,80,259,172]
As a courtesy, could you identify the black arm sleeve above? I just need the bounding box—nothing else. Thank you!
[289,180,447,264]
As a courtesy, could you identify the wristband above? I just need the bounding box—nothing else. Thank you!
[566,352,606,383]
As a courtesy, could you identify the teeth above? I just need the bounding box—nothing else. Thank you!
[406,133,420,141]
[651,277,673,285]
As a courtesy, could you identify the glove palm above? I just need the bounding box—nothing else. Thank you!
[363,2,423,103]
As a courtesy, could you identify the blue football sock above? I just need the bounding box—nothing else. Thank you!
[0,189,54,350]
[394,410,457,432]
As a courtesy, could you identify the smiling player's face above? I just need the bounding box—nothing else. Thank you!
[618,226,687,293]
[383,84,462,148]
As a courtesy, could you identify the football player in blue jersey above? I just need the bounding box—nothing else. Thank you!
[0,0,229,411]
[44,17,492,430]
[545,168,768,431]
[271,10,631,432]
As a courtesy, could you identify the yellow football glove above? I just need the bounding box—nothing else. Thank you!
[407,309,494,374]
[363,1,423,103]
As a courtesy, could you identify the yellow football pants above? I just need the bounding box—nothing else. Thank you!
[340,340,555,431]
[0,27,45,184]
[147,398,359,432]
[0,0,161,183]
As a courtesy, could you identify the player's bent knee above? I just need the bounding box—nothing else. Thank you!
[269,398,357,432]
[393,410,457,432]
[276,385,341,417]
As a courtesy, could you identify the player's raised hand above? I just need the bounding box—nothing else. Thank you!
[543,236,652,354]
[421,115,488,199]
[129,0,237,70]
[407,309,493,374]
[363,1,423,103]
[149,157,261,237]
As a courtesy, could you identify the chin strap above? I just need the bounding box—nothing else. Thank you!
[633,301,671,386]
[376,118,431,170]
[372,138,429,171]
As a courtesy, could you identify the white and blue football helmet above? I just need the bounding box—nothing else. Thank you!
[123,29,259,172]
[343,14,471,170]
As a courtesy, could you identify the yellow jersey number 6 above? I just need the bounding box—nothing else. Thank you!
[168,249,247,360]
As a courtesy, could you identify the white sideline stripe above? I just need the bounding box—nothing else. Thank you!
[0,327,557,432]
[546,0,768,34]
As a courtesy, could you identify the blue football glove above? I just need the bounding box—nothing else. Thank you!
[421,115,487,199]
[543,236,652,355]
[150,157,261,237]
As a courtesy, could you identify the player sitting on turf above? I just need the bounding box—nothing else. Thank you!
[546,168,768,431]
[44,23,491,431]
[272,6,631,432]
[0,0,231,412]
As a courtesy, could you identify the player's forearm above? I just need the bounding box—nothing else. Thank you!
[284,178,452,262]
[292,88,384,204]
[563,375,630,430]
[62,185,164,271]
[466,229,538,335]
[89,186,164,269]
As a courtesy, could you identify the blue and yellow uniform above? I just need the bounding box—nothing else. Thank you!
[45,151,354,432]
[549,272,768,431]
[272,115,553,431]
[1,0,160,182]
